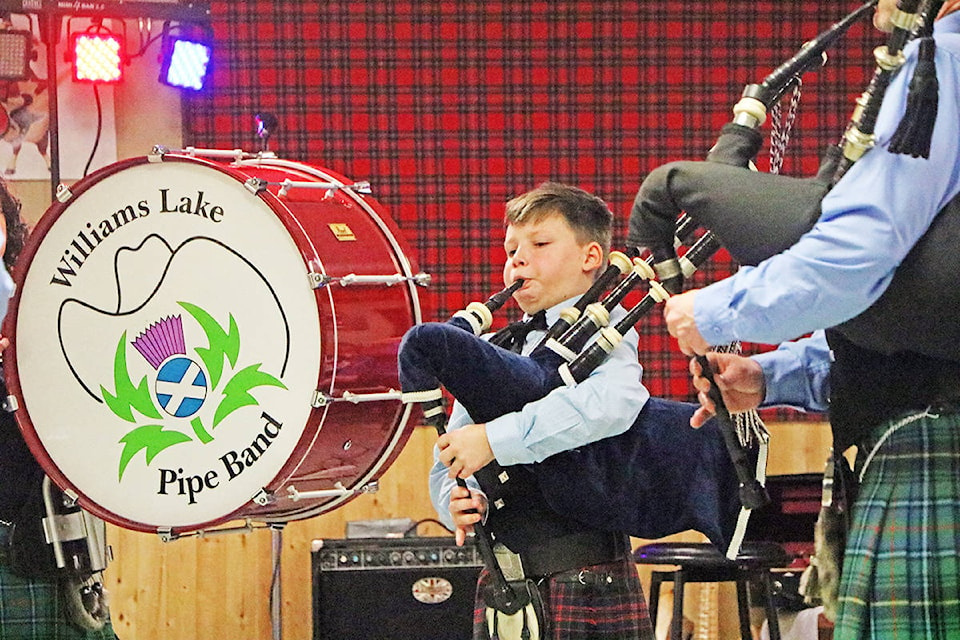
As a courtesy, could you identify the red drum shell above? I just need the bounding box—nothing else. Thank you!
[3,154,421,534]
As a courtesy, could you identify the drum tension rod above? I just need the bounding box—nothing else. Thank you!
[156,519,272,542]
[275,179,372,197]
[149,145,279,164]
[311,389,403,407]
[309,272,432,289]
[240,176,372,198]
[286,481,379,502]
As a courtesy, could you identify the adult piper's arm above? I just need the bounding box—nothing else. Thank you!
[694,16,960,347]
[753,331,833,412]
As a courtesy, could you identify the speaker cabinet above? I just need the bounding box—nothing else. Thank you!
[312,537,482,640]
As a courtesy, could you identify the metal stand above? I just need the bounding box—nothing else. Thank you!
[270,524,284,640]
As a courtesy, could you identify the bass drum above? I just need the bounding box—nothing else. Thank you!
[3,152,423,535]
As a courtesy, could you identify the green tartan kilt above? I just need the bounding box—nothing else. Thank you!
[0,559,118,640]
[835,408,960,640]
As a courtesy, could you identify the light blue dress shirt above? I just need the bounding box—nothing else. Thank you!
[753,330,832,413]
[695,13,960,348]
[429,295,648,529]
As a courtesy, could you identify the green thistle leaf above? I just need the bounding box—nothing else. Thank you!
[179,301,240,389]
[101,331,162,422]
[213,364,286,427]
[117,424,192,480]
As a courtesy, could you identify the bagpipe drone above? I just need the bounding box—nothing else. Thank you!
[629,0,960,362]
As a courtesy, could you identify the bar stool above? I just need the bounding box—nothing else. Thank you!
[634,541,792,640]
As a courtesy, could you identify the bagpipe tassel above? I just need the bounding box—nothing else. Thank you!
[889,36,939,158]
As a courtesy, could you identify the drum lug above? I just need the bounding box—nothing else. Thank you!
[245,177,268,194]
[252,488,275,506]
[148,145,169,162]
[55,183,73,203]
[308,272,327,290]
[156,527,175,542]
[311,390,331,407]
[2,394,18,412]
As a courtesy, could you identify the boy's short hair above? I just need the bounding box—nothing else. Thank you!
[504,182,613,254]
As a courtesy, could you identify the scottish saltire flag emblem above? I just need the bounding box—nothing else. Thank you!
[156,357,207,417]
[132,315,208,418]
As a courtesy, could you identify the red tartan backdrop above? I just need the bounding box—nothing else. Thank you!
[184,1,879,410]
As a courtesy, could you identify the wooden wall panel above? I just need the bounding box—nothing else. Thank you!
[101,421,832,640]
[103,425,447,640]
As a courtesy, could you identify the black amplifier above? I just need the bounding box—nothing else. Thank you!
[312,536,483,640]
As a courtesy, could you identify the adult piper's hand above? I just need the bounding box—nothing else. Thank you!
[437,423,495,479]
[689,352,766,427]
[664,289,710,356]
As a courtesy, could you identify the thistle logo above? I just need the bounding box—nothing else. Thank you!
[101,301,287,481]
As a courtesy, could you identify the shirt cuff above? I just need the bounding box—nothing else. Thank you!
[694,278,739,346]
[485,413,529,466]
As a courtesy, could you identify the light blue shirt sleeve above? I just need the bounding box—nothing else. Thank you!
[753,331,832,413]
[484,314,647,465]
[695,20,960,347]
[427,298,649,528]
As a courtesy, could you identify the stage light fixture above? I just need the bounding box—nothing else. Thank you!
[0,29,31,80]
[159,36,211,91]
[71,32,124,83]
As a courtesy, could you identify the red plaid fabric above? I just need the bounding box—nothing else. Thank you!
[472,556,654,639]
[186,1,878,407]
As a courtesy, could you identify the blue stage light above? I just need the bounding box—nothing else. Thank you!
[159,38,211,91]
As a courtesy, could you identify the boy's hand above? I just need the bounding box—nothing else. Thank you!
[689,352,765,427]
[437,423,494,479]
[448,485,487,546]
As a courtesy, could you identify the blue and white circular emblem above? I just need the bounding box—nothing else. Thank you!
[155,357,208,417]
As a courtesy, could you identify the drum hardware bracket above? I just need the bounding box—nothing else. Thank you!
[2,394,18,412]
[286,480,379,502]
[55,184,72,203]
[252,488,275,506]
[147,145,168,162]
[62,488,80,506]
[309,272,432,289]
[311,389,403,407]
[245,177,268,195]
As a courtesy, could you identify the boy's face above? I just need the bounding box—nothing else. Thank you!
[502,213,603,314]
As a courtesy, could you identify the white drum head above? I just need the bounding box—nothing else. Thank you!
[11,157,323,531]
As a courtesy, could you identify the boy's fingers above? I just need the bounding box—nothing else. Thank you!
[690,405,713,428]
[698,390,715,410]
